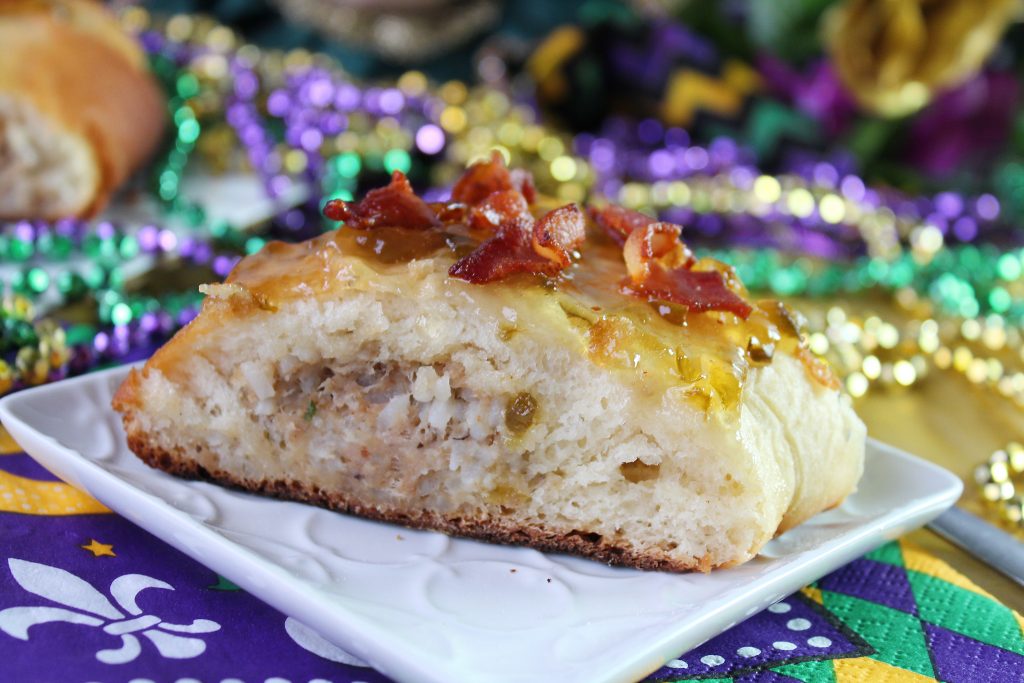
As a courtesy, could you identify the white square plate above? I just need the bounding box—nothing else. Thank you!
[0,366,962,683]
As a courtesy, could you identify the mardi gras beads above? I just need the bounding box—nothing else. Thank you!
[0,296,71,392]
[974,443,1024,530]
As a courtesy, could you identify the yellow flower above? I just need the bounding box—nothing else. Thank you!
[824,0,1020,117]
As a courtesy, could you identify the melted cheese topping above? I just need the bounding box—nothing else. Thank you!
[196,219,833,415]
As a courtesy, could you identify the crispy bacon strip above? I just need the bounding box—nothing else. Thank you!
[448,235,552,283]
[591,205,658,246]
[323,171,439,230]
[620,222,752,318]
[623,269,753,317]
[533,204,586,268]
[468,189,533,233]
[450,151,537,206]
[450,204,585,284]
[429,201,468,224]
[622,222,694,280]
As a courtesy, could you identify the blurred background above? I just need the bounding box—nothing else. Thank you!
[2,0,1024,607]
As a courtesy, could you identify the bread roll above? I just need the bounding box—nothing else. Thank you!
[0,0,165,219]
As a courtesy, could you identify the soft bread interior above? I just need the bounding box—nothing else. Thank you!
[118,267,865,571]
[0,93,97,219]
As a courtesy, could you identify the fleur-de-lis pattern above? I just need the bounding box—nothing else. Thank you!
[0,558,220,664]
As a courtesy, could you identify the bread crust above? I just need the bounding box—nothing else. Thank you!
[123,428,717,573]
[0,0,165,219]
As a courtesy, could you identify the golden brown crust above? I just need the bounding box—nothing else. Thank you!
[122,426,716,573]
[111,367,141,414]
[0,0,165,219]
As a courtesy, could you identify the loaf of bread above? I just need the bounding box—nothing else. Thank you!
[114,160,865,572]
[0,0,165,219]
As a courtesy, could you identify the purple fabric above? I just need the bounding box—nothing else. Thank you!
[819,558,918,615]
[904,71,1020,176]
[0,455,59,482]
[736,671,803,683]
[757,56,857,136]
[0,504,389,683]
[645,594,867,680]
[923,622,1024,683]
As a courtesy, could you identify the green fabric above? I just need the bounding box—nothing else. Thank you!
[864,542,905,567]
[906,569,1024,655]
[773,658,838,682]
[821,590,935,677]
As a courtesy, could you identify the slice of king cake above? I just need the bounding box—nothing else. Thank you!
[114,155,865,571]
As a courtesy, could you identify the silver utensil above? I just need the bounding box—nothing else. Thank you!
[926,506,1024,588]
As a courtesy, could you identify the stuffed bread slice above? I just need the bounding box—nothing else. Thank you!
[114,160,865,572]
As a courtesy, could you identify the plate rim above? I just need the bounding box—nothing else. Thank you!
[0,366,964,683]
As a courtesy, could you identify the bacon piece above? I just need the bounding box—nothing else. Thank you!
[621,222,694,280]
[620,222,752,318]
[468,189,533,233]
[450,204,585,284]
[323,171,439,230]
[623,269,753,317]
[429,201,468,225]
[451,151,536,206]
[532,204,585,268]
[591,205,658,246]
[448,235,553,284]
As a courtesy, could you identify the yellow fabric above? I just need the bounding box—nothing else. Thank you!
[660,60,760,126]
[722,60,761,94]
[81,539,116,557]
[662,69,744,127]
[800,585,825,605]
[526,25,585,101]
[833,656,937,682]
[0,468,109,515]
[900,538,997,601]
[0,428,23,454]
